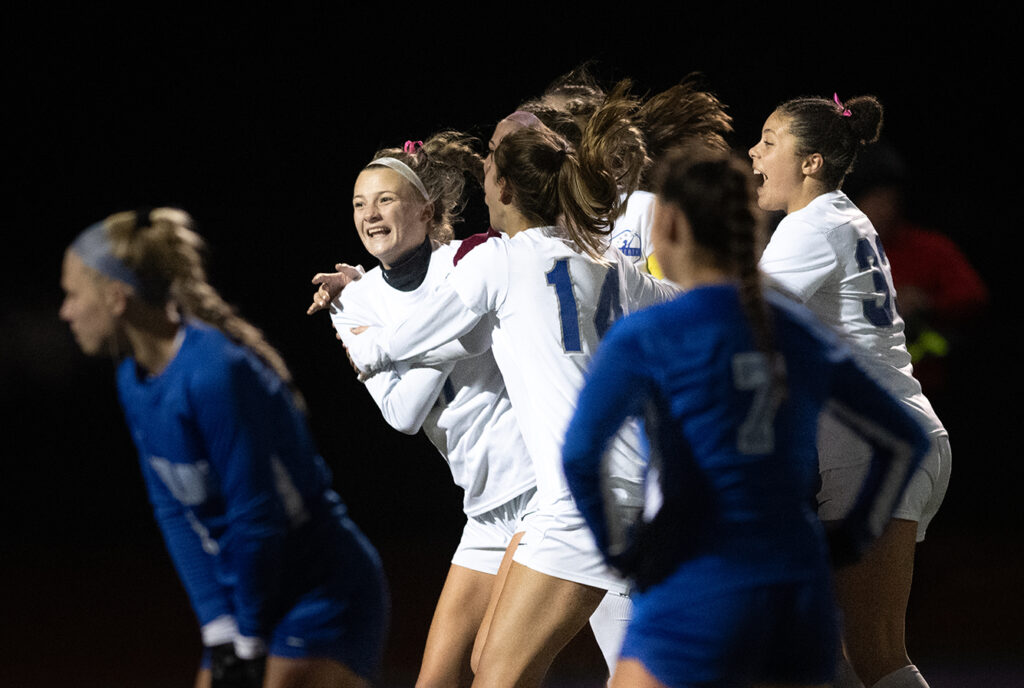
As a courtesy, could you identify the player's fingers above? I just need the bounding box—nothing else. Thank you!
[351,325,368,334]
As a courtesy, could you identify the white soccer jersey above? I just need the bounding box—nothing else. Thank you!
[760,190,944,437]
[609,190,657,273]
[330,241,535,517]
[346,227,678,509]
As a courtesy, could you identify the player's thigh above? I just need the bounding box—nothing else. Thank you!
[472,531,524,671]
[420,564,495,679]
[474,562,605,684]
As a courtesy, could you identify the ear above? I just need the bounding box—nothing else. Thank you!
[801,152,824,177]
[419,201,435,223]
[103,280,132,318]
[498,177,514,206]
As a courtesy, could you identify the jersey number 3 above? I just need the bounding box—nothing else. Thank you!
[546,258,622,353]
[854,237,896,327]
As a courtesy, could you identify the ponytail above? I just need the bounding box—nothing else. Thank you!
[104,208,305,408]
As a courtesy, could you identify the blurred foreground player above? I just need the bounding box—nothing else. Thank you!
[60,208,387,688]
[562,150,930,688]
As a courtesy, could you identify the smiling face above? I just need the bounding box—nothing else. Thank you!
[748,110,807,213]
[59,250,119,355]
[352,166,431,269]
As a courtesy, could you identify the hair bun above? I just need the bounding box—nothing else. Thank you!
[845,95,884,146]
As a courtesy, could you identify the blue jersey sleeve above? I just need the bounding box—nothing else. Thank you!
[189,353,292,641]
[562,319,650,557]
[141,460,235,629]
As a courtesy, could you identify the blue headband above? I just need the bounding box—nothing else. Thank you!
[69,222,143,291]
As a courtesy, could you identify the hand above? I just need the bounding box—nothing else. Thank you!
[307,263,365,315]
[209,642,266,688]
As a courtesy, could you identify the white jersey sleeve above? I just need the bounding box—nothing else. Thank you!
[605,243,681,313]
[609,190,656,271]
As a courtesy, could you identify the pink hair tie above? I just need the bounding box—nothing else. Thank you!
[833,93,852,117]
[403,140,424,154]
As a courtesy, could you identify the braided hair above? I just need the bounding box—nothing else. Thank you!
[104,208,303,406]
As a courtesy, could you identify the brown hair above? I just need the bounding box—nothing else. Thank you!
[653,148,777,374]
[637,74,733,189]
[776,94,883,189]
[492,93,645,260]
[367,130,483,244]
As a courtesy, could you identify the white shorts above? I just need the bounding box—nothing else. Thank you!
[452,487,538,575]
[512,494,630,595]
[818,428,951,542]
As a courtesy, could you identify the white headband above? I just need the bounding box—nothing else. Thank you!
[368,157,430,202]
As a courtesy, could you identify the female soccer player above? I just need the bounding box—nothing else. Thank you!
[59,209,387,688]
[519,68,734,278]
[562,148,930,688]
[341,102,677,686]
[749,94,951,688]
[312,132,537,687]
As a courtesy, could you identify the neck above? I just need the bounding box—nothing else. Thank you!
[123,302,184,375]
[675,264,731,290]
[500,212,538,239]
[382,235,433,291]
[787,179,832,214]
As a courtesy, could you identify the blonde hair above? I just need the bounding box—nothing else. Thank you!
[103,208,301,403]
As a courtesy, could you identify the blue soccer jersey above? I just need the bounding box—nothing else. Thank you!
[562,284,929,685]
[117,321,386,674]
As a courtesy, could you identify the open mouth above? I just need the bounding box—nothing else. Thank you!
[366,226,391,238]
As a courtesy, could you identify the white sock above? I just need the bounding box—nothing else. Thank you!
[833,654,866,688]
[588,591,633,676]
[872,664,929,688]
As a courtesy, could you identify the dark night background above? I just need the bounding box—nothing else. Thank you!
[3,6,1021,687]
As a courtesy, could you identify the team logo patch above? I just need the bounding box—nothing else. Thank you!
[611,228,642,259]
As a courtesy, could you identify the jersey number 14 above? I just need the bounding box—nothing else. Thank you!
[546,258,623,353]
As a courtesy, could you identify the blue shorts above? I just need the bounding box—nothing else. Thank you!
[271,522,388,680]
[202,521,389,681]
[620,571,838,687]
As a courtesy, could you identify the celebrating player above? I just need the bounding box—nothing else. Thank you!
[750,94,951,688]
[310,132,538,687]
[341,100,677,686]
[519,67,734,278]
[60,209,388,688]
